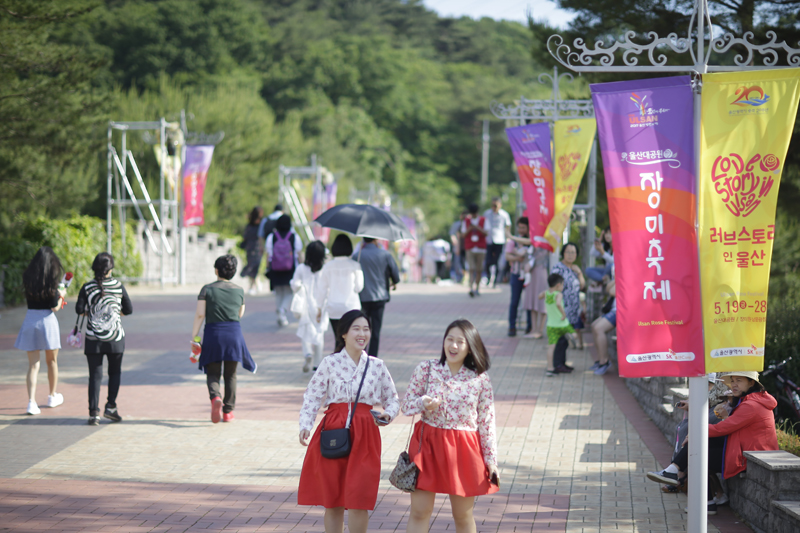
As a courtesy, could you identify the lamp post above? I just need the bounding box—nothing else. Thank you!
[490,67,598,280]
[547,1,800,530]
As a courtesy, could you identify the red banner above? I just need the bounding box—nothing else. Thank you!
[182,145,215,227]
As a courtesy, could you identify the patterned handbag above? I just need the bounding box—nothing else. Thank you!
[389,362,434,492]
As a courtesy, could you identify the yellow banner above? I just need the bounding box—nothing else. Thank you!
[699,68,800,372]
[544,119,597,250]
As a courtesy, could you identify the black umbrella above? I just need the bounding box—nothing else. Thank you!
[314,204,415,241]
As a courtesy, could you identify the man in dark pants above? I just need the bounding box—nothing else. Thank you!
[356,238,400,358]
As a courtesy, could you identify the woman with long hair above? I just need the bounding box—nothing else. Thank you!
[402,319,499,533]
[191,254,257,423]
[75,252,133,425]
[315,234,363,343]
[16,246,66,415]
[265,214,303,327]
[297,309,399,533]
[241,206,265,295]
[290,240,328,372]
[551,242,586,349]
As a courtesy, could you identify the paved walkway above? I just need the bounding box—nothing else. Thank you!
[0,283,750,532]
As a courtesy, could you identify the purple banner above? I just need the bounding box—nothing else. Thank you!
[591,76,704,377]
[505,123,554,250]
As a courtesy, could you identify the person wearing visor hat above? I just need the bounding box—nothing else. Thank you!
[647,370,778,514]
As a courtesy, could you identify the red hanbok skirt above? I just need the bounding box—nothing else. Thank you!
[408,420,499,497]
[298,403,381,510]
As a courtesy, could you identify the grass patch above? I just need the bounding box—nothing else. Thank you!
[776,420,800,457]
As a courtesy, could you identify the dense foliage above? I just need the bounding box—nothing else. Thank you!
[2,0,554,240]
[0,216,142,306]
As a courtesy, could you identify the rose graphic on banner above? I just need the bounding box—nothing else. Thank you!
[710,153,778,217]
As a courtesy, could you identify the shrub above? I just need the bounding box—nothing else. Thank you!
[776,420,800,458]
[0,216,142,306]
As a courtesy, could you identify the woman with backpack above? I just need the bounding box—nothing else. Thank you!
[75,252,133,426]
[266,214,303,327]
[16,246,67,415]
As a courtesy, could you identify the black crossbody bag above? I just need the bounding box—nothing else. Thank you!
[320,356,370,459]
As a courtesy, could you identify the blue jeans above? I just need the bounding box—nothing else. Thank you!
[508,274,532,331]
[586,263,613,282]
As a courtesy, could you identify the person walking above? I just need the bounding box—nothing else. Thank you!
[257,203,283,240]
[316,234,364,343]
[298,310,400,533]
[551,243,586,349]
[291,240,328,373]
[461,203,488,297]
[265,214,303,327]
[241,206,264,295]
[75,252,133,425]
[191,255,257,423]
[504,217,532,337]
[483,197,511,287]
[355,237,400,358]
[402,318,499,533]
[448,212,465,283]
[538,273,574,377]
[15,246,66,415]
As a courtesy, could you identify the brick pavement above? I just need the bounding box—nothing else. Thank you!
[0,283,745,532]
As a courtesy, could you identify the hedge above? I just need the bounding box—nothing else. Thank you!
[0,216,142,306]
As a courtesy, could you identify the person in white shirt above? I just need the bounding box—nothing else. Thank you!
[298,309,400,532]
[315,234,364,345]
[482,197,512,287]
[290,241,328,373]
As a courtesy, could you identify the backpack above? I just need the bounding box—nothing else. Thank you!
[87,283,122,342]
[271,231,295,271]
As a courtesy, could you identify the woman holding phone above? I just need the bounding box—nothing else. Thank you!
[401,318,499,533]
[297,309,399,533]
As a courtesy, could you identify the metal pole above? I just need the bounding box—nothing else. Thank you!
[107,124,113,253]
[687,2,709,532]
[480,119,490,204]
[179,110,187,285]
[159,118,166,288]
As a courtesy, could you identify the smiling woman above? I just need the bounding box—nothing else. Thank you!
[297,309,400,533]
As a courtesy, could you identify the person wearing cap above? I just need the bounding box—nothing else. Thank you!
[646,370,778,514]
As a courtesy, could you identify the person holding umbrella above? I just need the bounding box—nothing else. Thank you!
[355,237,400,357]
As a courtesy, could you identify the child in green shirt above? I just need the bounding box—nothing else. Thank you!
[539,273,575,377]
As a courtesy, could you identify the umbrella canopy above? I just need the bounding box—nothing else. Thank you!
[314,204,415,241]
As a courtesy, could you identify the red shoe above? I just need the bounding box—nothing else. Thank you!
[222,412,235,423]
[211,397,222,423]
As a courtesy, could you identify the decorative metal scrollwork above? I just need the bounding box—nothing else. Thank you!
[709,31,800,69]
[490,98,594,121]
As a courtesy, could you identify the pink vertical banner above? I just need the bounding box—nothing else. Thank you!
[182,145,215,227]
[505,124,554,251]
[591,76,704,377]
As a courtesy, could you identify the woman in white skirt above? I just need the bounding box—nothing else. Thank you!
[290,240,328,372]
[15,246,66,415]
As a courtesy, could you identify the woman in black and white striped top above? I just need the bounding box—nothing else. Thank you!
[76,252,133,426]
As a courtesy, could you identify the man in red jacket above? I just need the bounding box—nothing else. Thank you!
[646,370,778,514]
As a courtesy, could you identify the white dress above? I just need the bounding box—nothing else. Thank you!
[290,264,328,349]
[315,257,364,320]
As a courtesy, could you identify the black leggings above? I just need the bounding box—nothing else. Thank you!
[86,353,123,416]
[673,436,725,498]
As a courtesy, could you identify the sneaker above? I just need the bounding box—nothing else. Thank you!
[303,355,312,373]
[26,400,40,415]
[524,326,532,335]
[280,316,289,327]
[469,290,475,298]
[545,370,557,377]
[589,361,601,371]
[554,365,574,373]
[222,412,235,423]
[563,363,574,371]
[87,416,100,426]
[647,469,680,486]
[211,397,223,424]
[103,408,122,423]
[507,329,517,337]
[684,502,717,515]
[714,493,729,506]
[46,393,63,408]
[594,362,611,375]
